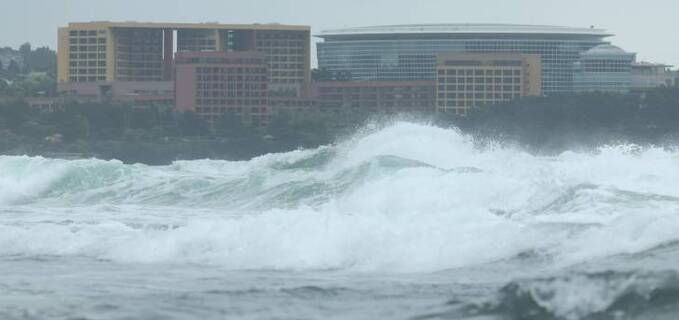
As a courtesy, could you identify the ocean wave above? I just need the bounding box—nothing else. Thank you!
[2,122,679,272]
[464,270,679,320]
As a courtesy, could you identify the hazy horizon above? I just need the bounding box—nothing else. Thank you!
[3,0,678,67]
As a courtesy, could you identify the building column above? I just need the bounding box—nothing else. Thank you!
[163,29,174,80]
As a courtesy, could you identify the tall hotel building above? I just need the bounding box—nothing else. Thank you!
[58,22,310,84]
[316,24,616,95]
[57,22,310,90]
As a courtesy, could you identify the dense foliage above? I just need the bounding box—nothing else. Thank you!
[0,43,57,97]
[0,101,378,164]
[443,88,679,152]
[2,87,679,164]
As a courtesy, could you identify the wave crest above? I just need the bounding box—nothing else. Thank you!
[2,122,679,271]
[472,271,679,320]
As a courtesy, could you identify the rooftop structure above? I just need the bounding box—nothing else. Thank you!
[67,21,308,31]
[573,44,636,93]
[319,24,611,38]
[317,23,615,94]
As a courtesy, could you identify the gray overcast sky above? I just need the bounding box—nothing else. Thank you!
[3,0,678,67]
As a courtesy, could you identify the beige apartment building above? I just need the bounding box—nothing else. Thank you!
[436,53,541,115]
[57,21,311,85]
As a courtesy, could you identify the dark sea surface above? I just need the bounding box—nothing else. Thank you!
[2,122,679,320]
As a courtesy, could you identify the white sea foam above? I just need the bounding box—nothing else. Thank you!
[504,271,679,320]
[2,122,679,272]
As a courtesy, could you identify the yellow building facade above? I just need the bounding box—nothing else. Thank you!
[58,22,311,85]
[436,53,542,115]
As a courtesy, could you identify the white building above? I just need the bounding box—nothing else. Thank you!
[630,62,675,90]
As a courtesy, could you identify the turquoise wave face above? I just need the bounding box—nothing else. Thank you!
[0,149,446,208]
[2,122,679,273]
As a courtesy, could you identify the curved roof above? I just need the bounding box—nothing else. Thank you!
[318,23,612,38]
[582,44,632,56]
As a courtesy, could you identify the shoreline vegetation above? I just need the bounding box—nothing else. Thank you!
[1,87,679,165]
[3,43,679,164]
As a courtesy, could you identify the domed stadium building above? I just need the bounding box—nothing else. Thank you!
[316,24,633,94]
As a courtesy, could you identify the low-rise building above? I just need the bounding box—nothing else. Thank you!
[313,80,435,113]
[436,53,541,115]
[58,81,174,104]
[630,62,675,90]
[268,83,317,115]
[26,97,62,113]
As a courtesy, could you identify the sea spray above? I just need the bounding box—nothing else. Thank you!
[2,122,679,273]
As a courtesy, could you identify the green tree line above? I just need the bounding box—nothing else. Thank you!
[0,43,57,97]
[0,100,378,164]
[443,87,679,152]
[2,87,679,164]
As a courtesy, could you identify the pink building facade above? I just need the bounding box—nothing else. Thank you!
[175,51,269,125]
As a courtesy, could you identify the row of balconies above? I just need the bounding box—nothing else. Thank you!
[437,77,523,83]
[69,37,106,44]
[69,53,106,59]
[69,30,105,36]
[438,85,522,91]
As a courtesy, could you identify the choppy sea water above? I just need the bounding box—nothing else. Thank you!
[2,122,679,320]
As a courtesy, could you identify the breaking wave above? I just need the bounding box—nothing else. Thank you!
[460,270,679,320]
[2,122,679,272]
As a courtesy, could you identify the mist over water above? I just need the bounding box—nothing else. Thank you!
[3,122,679,319]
